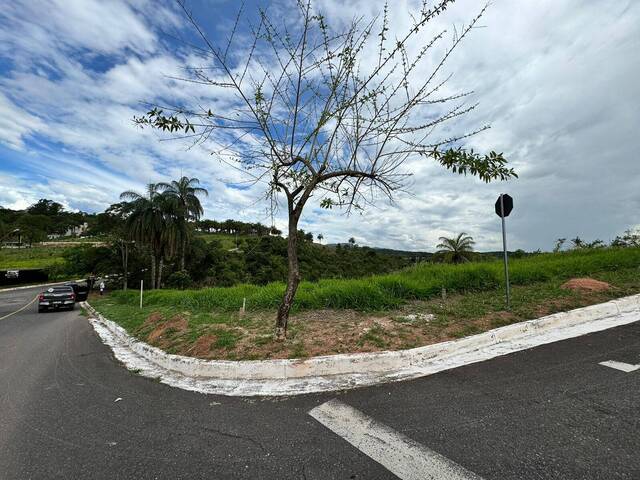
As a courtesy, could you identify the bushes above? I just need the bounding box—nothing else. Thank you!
[165,270,193,289]
[106,247,640,313]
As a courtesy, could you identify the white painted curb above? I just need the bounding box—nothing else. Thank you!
[83,294,640,397]
[0,278,86,292]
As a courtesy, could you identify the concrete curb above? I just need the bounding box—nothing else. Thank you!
[0,278,86,292]
[0,281,68,292]
[83,294,640,396]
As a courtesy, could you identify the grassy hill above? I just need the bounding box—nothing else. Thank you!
[0,247,67,270]
[101,247,640,313]
[195,232,244,250]
[90,247,640,360]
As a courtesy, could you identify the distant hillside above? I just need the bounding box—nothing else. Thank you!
[326,244,535,261]
[325,243,434,259]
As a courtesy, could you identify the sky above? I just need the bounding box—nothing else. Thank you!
[0,0,638,252]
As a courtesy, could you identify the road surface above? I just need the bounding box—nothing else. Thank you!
[1,285,639,479]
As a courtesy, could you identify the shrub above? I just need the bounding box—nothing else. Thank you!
[165,270,193,289]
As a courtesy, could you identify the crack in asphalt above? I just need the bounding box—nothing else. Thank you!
[201,426,268,453]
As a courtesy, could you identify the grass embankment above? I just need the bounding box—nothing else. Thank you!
[90,248,640,360]
[196,232,243,250]
[0,247,67,270]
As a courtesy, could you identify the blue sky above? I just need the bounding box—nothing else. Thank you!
[1,0,639,251]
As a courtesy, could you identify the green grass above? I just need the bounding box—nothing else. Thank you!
[195,232,245,250]
[359,324,388,348]
[102,247,640,314]
[89,247,640,360]
[213,328,242,349]
[0,247,67,270]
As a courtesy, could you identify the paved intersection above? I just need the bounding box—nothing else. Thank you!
[1,285,639,479]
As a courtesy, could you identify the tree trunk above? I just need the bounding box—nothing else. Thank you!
[122,242,128,291]
[275,212,300,339]
[157,257,164,289]
[150,255,156,290]
[180,237,186,271]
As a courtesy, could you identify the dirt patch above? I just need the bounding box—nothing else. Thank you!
[187,335,218,357]
[146,315,188,346]
[561,278,611,292]
[183,309,442,360]
[141,311,165,330]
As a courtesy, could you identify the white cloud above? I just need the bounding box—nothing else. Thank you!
[0,0,639,253]
[0,93,45,149]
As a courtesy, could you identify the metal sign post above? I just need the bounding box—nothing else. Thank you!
[495,194,514,309]
[140,279,144,309]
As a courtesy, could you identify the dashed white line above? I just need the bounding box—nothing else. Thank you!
[599,360,640,372]
[309,399,483,480]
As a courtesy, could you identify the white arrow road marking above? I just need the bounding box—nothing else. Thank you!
[309,399,484,480]
[599,360,640,372]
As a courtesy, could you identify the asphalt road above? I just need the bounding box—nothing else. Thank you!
[1,285,639,479]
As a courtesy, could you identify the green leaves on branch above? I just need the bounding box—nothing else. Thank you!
[320,198,334,209]
[134,108,195,134]
[429,148,517,183]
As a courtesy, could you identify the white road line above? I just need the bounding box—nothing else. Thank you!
[0,295,38,321]
[309,399,483,480]
[599,360,640,372]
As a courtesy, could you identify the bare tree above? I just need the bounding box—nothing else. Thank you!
[134,0,517,338]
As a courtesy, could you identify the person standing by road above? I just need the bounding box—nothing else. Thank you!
[99,281,105,296]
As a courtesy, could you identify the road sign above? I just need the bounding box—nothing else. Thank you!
[495,193,513,217]
[496,194,513,308]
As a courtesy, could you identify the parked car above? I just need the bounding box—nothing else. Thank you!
[38,285,76,312]
[65,281,89,301]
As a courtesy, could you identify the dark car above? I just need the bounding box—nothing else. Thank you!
[65,281,89,301]
[38,285,76,312]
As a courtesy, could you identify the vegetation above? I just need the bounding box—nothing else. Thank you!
[0,247,66,270]
[612,229,640,248]
[158,177,208,270]
[0,200,87,245]
[119,177,208,289]
[91,247,640,360]
[99,247,640,314]
[133,0,517,338]
[1,197,418,287]
[436,233,475,264]
[197,219,281,237]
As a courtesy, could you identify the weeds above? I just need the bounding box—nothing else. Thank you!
[359,324,387,348]
[104,248,640,314]
[88,248,640,360]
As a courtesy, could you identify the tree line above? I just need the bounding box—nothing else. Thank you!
[0,199,87,244]
[196,219,281,237]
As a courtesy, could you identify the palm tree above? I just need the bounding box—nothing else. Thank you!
[436,233,475,264]
[570,236,584,249]
[157,176,208,270]
[348,237,356,247]
[120,184,178,289]
[317,233,324,244]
